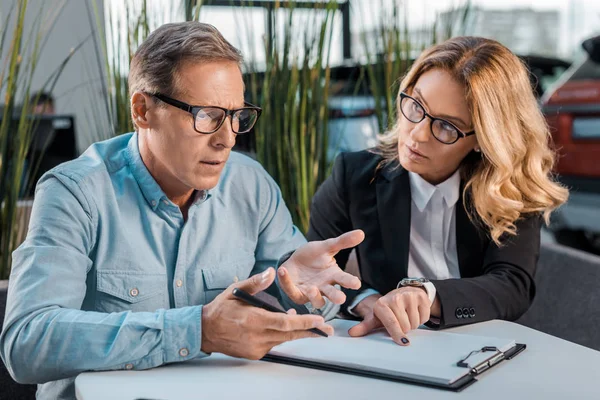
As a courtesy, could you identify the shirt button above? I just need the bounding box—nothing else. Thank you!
[179,348,189,357]
[130,288,139,297]
[176,279,183,287]
[125,363,134,370]
[151,200,157,207]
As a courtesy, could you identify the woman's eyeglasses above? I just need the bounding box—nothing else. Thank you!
[399,92,475,144]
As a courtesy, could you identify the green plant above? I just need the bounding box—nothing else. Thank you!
[356,0,412,133]
[0,0,78,279]
[242,1,337,233]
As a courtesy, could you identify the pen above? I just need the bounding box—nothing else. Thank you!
[470,351,505,374]
[232,288,329,338]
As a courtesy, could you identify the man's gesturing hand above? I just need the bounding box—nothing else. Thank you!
[278,230,365,308]
[201,268,334,359]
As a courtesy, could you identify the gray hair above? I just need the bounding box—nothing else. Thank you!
[128,22,243,101]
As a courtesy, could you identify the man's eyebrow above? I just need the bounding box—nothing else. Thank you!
[413,87,468,128]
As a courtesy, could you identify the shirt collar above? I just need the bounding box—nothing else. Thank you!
[124,132,209,211]
[408,169,461,212]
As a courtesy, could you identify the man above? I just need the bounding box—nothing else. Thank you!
[23,91,78,198]
[30,91,56,115]
[0,22,363,400]
[17,92,55,198]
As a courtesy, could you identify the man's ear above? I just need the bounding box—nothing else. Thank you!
[131,91,152,130]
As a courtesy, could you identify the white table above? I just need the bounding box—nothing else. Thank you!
[75,320,600,400]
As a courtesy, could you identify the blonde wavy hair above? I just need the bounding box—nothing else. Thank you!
[377,36,568,245]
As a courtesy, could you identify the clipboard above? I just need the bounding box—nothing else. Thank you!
[262,319,526,392]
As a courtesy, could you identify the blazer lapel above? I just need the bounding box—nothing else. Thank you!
[455,187,486,278]
[376,164,411,293]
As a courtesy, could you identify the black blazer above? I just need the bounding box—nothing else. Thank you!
[307,150,541,329]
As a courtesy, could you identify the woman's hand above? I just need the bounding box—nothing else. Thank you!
[349,287,436,345]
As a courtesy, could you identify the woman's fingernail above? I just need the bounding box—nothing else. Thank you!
[279,268,286,276]
[401,338,410,345]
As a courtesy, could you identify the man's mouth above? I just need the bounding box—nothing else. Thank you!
[201,160,224,165]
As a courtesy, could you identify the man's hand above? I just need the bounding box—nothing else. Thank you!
[201,268,334,360]
[277,230,365,308]
[348,287,434,346]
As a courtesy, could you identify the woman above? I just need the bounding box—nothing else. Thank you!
[306,36,568,346]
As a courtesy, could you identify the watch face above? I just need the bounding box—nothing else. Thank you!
[401,277,429,286]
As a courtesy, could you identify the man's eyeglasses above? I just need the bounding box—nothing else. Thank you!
[399,92,475,145]
[151,93,262,135]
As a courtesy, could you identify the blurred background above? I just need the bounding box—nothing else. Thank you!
[0,0,599,279]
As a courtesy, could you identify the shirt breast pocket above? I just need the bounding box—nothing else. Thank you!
[95,271,168,313]
[202,256,255,304]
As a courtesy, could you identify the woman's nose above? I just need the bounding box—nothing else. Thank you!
[408,118,431,143]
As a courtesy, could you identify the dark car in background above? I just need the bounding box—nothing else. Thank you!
[542,35,600,254]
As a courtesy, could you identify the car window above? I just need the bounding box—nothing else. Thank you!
[569,59,600,81]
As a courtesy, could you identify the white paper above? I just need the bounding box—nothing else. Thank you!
[268,319,515,385]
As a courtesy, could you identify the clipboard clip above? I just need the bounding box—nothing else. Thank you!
[456,346,506,374]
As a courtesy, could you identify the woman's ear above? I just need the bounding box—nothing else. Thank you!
[131,91,151,130]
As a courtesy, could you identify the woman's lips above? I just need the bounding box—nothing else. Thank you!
[406,145,428,160]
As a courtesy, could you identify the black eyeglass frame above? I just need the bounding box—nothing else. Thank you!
[151,92,262,135]
[399,92,476,144]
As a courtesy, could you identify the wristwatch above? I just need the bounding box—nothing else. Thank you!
[397,277,436,305]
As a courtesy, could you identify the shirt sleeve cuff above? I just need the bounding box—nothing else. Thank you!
[163,305,210,364]
[303,286,342,321]
[422,281,437,305]
[422,282,440,327]
[346,288,380,317]
[276,250,295,268]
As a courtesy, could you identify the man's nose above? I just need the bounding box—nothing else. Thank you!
[210,117,236,149]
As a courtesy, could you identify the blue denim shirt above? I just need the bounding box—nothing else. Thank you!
[0,133,306,400]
